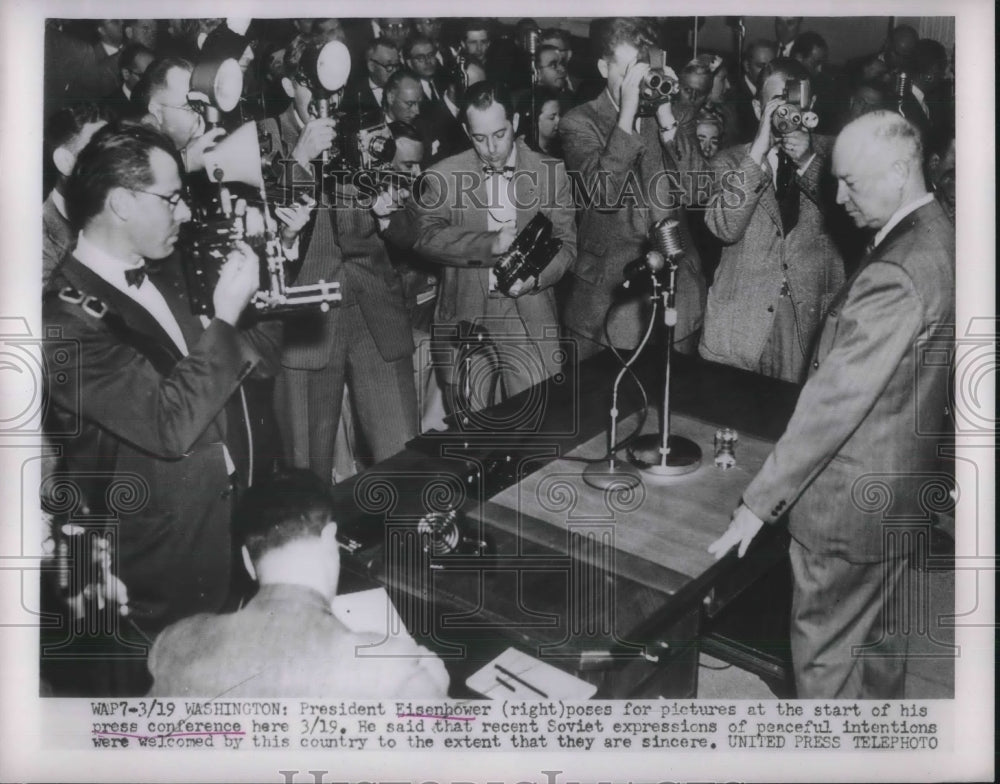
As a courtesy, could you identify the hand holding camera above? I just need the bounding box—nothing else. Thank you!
[617,61,651,132]
[213,241,262,325]
[750,96,782,165]
[371,183,411,218]
[292,117,338,169]
[779,129,813,165]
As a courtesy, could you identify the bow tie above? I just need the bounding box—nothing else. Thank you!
[124,264,147,288]
[483,165,515,180]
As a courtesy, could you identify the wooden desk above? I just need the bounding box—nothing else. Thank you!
[334,350,801,697]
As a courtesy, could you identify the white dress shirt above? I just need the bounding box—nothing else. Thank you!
[910,83,930,117]
[873,192,935,249]
[443,92,460,119]
[369,78,384,108]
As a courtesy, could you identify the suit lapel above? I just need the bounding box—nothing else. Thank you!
[513,141,539,232]
[61,256,184,364]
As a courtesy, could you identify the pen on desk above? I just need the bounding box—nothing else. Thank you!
[495,664,548,698]
[494,675,516,692]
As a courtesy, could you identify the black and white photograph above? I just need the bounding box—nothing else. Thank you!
[0,1,993,782]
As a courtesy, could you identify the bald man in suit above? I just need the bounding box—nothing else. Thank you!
[710,112,954,699]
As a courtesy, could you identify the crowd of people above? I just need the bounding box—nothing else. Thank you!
[40,16,956,701]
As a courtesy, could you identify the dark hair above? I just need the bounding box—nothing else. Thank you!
[539,27,571,48]
[366,36,399,58]
[283,32,327,80]
[790,32,828,60]
[461,80,514,124]
[403,33,435,59]
[119,42,153,74]
[237,468,336,562]
[135,55,192,112]
[64,123,181,232]
[598,17,656,61]
[44,102,112,152]
[461,18,490,39]
[388,120,423,144]
[755,56,811,97]
[513,87,563,152]
[743,38,778,59]
[912,38,948,76]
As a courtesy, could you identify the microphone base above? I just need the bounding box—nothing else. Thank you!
[627,434,702,477]
[582,459,643,491]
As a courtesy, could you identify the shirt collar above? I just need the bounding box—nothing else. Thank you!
[481,143,518,173]
[100,41,120,57]
[51,189,68,220]
[873,192,935,248]
[251,583,333,614]
[443,91,459,118]
[73,232,144,288]
[743,73,757,96]
[122,83,132,100]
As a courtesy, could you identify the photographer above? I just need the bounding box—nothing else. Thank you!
[262,37,418,485]
[559,17,706,359]
[42,124,281,694]
[699,58,844,384]
[408,80,576,408]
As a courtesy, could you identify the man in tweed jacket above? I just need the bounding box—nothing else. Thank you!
[710,112,954,698]
[700,59,844,384]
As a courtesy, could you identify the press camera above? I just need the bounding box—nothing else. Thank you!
[493,213,564,296]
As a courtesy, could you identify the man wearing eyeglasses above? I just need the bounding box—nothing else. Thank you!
[42,124,282,694]
[343,38,401,120]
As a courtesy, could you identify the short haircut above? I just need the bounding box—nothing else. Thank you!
[403,32,435,59]
[119,42,153,73]
[44,101,112,152]
[755,56,811,97]
[366,36,399,58]
[514,85,562,120]
[540,27,571,48]
[846,110,924,166]
[790,31,828,60]
[461,80,514,124]
[682,55,716,79]
[743,38,777,59]
[64,123,181,232]
[461,18,490,39]
[237,468,336,562]
[388,119,423,144]
[136,56,193,111]
[597,17,656,61]
[384,67,421,98]
[912,38,948,76]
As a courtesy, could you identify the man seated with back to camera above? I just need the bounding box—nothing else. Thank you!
[699,57,845,384]
[147,468,450,697]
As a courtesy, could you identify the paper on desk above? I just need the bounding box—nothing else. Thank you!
[466,647,597,700]
[332,587,412,644]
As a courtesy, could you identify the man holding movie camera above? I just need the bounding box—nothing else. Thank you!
[42,123,282,694]
[559,17,706,360]
[260,36,418,485]
[699,57,844,384]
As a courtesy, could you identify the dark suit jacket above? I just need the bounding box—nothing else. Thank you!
[148,583,448,697]
[42,192,72,289]
[101,85,146,123]
[405,139,576,332]
[258,106,413,371]
[43,253,282,632]
[559,89,706,351]
[743,198,955,562]
[44,29,121,112]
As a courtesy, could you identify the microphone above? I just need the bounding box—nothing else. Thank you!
[651,217,684,261]
[316,96,331,166]
[526,29,540,57]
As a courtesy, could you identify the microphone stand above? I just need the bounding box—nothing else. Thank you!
[626,255,702,477]
[581,269,661,492]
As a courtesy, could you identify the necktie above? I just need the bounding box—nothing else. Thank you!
[124,264,147,288]
[775,151,799,234]
[483,165,515,180]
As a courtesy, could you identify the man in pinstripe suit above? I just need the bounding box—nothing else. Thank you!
[265,39,417,485]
